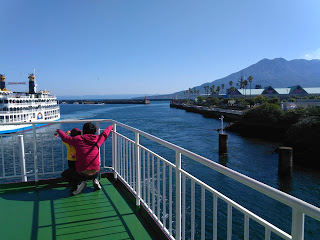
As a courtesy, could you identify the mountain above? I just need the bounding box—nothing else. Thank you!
[147,58,320,99]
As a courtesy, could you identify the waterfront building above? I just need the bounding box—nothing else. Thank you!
[226,85,320,98]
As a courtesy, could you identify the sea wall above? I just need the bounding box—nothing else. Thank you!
[170,102,243,121]
[60,99,150,104]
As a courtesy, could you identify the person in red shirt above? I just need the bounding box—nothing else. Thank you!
[57,122,113,195]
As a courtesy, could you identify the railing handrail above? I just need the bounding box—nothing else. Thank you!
[1,119,320,223]
[111,120,320,222]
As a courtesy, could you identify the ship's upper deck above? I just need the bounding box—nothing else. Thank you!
[0,91,56,99]
[0,119,320,240]
[0,173,166,240]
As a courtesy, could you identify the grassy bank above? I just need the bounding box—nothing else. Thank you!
[226,103,320,168]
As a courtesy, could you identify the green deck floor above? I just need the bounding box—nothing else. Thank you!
[0,176,162,240]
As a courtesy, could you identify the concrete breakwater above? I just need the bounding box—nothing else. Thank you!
[170,102,243,121]
[60,99,150,104]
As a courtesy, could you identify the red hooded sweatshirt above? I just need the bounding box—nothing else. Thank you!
[57,125,113,173]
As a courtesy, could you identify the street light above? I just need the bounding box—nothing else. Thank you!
[219,115,224,134]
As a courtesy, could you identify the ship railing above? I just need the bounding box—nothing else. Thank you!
[5,95,56,99]
[0,119,320,240]
[0,106,60,115]
[4,102,58,106]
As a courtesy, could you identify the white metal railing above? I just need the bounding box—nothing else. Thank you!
[0,106,60,115]
[0,119,320,240]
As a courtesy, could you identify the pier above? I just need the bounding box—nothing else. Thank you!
[59,99,150,104]
[170,102,243,121]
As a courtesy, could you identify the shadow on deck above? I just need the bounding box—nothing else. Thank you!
[0,173,168,240]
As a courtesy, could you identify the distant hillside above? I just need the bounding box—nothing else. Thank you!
[147,58,320,99]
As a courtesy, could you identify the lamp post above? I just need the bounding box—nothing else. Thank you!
[219,115,224,134]
[218,115,228,154]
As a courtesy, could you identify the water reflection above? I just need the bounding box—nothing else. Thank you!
[218,154,229,166]
[277,175,292,193]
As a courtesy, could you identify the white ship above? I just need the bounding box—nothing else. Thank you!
[0,72,60,134]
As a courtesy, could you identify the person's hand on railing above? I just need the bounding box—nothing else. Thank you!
[66,130,71,136]
[54,130,59,138]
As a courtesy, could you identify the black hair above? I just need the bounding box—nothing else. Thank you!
[71,128,81,137]
[82,122,96,135]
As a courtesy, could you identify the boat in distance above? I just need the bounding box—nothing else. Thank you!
[0,72,60,134]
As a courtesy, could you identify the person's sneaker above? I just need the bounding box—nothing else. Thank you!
[72,181,87,195]
[93,179,102,191]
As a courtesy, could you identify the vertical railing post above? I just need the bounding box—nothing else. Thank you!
[135,132,141,206]
[112,122,117,179]
[32,124,38,182]
[175,151,182,240]
[291,208,305,240]
[18,135,27,182]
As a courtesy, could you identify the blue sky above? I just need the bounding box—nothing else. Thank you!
[0,0,319,96]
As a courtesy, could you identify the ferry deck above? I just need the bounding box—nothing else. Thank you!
[0,119,320,240]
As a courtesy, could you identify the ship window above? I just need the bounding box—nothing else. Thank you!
[33,113,35,118]
[4,100,8,103]
[0,100,2,103]
[5,116,9,122]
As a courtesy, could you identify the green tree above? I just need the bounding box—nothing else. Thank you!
[243,80,248,98]
[268,96,280,105]
[204,85,210,96]
[241,103,282,124]
[216,86,221,96]
[210,85,215,95]
[248,76,253,98]
[253,95,267,105]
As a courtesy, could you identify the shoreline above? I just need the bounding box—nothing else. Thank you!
[171,101,320,169]
[170,102,243,121]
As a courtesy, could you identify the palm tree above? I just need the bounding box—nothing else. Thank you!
[216,86,221,96]
[211,85,215,95]
[243,80,248,98]
[203,86,208,97]
[229,81,233,94]
[221,84,225,94]
[239,76,245,89]
[248,76,253,98]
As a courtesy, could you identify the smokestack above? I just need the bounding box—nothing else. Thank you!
[28,74,36,94]
[0,74,5,90]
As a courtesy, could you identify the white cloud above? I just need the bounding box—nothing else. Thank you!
[303,48,320,60]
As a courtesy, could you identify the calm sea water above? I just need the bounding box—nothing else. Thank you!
[2,101,320,239]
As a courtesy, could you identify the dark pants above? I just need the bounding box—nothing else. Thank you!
[61,168,98,189]
[68,160,76,170]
